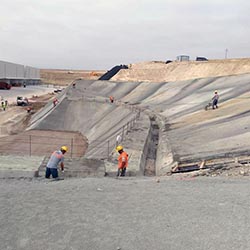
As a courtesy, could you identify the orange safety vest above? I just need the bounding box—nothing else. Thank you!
[118,151,128,169]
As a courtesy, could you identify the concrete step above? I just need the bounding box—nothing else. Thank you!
[39,157,105,178]
[0,155,44,178]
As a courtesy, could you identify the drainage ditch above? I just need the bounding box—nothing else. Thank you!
[144,117,159,176]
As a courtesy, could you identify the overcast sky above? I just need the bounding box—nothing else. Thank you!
[0,0,250,70]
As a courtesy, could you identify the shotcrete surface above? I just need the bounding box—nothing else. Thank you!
[1,177,250,250]
[2,62,250,249]
[0,155,44,178]
[28,73,250,172]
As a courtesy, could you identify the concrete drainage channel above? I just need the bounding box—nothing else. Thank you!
[144,117,159,176]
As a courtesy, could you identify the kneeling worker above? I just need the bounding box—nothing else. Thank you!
[45,146,68,179]
[116,145,128,177]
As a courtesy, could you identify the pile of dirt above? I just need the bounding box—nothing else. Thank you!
[40,69,106,86]
[112,58,250,82]
[28,93,54,111]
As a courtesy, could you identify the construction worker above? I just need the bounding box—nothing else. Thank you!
[45,146,68,179]
[27,106,31,113]
[53,98,59,107]
[109,96,114,103]
[212,90,219,109]
[1,100,6,111]
[116,145,128,177]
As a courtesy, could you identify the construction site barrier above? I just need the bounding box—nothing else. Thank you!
[0,112,140,160]
[86,112,140,159]
[0,134,85,158]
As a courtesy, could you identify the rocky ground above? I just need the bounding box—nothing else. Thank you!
[171,162,250,179]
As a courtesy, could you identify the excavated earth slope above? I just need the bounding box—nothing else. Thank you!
[112,59,250,82]
[40,69,105,85]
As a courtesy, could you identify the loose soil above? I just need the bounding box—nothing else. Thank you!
[40,69,106,86]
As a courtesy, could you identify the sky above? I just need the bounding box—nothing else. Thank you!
[0,0,250,70]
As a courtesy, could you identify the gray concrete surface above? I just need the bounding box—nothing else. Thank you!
[0,155,44,178]
[0,176,250,250]
[28,81,151,175]
[23,74,250,175]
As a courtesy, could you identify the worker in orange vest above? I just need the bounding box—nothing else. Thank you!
[27,106,31,113]
[116,145,128,177]
[109,96,114,103]
[53,98,59,107]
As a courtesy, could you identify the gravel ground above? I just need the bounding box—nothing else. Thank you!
[1,176,250,250]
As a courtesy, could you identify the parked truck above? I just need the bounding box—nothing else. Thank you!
[0,82,11,90]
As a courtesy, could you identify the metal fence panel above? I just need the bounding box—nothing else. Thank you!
[0,134,86,158]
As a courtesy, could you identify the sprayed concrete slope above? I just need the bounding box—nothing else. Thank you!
[112,59,250,82]
[28,72,250,175]
[2,177,250,250]
[29,80,151,175]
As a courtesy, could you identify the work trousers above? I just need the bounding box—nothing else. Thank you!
[45,167,58,178]
[117,168,126,177]
[212,99,218,109]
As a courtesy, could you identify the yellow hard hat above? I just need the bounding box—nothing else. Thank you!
[61,146,68,152]
[116,145,123,152]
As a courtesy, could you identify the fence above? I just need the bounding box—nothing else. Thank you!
[0,85,143,159]
[0,112,140,159]
[0,133,87,158]
[86,112,140,159]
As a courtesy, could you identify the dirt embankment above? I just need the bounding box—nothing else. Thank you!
[40,69,106,86]
[0,93,54,137]
[0,92,88,158]
[112,58,250,82]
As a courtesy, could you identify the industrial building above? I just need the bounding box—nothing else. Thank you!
[0,60,40,86]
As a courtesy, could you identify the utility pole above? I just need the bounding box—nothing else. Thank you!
[225,48,228,59]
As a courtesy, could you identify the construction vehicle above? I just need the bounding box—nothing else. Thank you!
[17,96,29,106]
[90,71,98,77]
